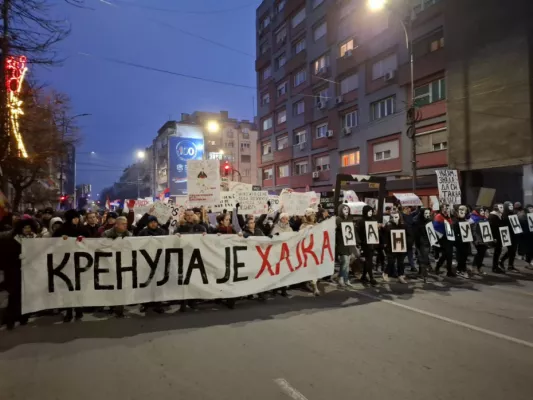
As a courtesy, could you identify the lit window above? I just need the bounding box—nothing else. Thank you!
[313,54,329,74]
[294,38,306,54]
[313,21,327,41]
[262,141,272,155]
[343,111,358,128]
[340,39,354,57]
[341,151,360,167]
[430,37,444,52]
[371,96,395,121]
[294,69,307,86]
[294,161,308,175]
[293,100,305,115]
[414,78,446,107]
[294,130,306,145]
[315,155,330,171]
[371,54,397,80]
[262,117,273,130]
[278,164,290,177]
[291,8,306,28]
[340,73,358,94]
[316,123,328,139]
[277,81,287,97]
[277,109,287,125]
[263,167,273,180]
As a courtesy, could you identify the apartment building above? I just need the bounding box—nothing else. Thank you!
[255,0,447,201]
[152,111,258,196]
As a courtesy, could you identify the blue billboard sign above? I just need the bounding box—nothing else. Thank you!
[168,136,204,195]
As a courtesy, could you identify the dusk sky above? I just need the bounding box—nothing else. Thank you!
[37,0,260,196]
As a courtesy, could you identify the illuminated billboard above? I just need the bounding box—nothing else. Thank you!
[168,136,204,195]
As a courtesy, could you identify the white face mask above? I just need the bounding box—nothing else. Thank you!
[424,210,431,220]
[458,206,467,219]
[497,204,504,213]
[528,207,533,213]
[342,207,349,217]
[392,214,400,224]
[508,204,513,211]
[367,210,373,218]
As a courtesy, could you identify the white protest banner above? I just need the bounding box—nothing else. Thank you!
[236,191,268,215]
[499,226,512,247]
[436,169,462,206]
[307,191,321,211]
[280,192,309,216]
[528,213,533,232]
[229,181,253,192]
[150,202,172,224]
[342,190,359,203]
[364,198,378,209]
[390,229,407,253]
[458,221,473,242]
[169,196,189,227]
[212,192,237,213]
[21,219,336,314]
[268,195,280,212]
[187,159,221,207]
[479,221,493,243]
[444,220,455,241]
[425,222,439,246]
[346,201,366,216]
[508,214,523,234]
[341,222,356,246]
[365,221,379,244]
[133,198,153,216]
[476,187,496,207]
[430,196,440,211]
[393,193,423,207]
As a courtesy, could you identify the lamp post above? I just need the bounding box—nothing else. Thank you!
[136,150,146,198]
[368,0,417,192]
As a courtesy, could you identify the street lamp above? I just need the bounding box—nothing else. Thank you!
[136,150,146,198]
[206,120,220,133]
[368,0,417,192]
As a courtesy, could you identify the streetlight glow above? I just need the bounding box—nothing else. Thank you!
[368,0,386,11]
[206,120,220,133]
[219,149,224,155]
[137,150,146,160]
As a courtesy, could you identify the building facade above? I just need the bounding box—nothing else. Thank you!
[152,111,258,196]
[255,0,447,201]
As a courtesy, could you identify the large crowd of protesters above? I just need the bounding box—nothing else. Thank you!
[0,199,531,331]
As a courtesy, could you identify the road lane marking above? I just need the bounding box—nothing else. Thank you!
[356,291,533,349]
[274,378,309,400]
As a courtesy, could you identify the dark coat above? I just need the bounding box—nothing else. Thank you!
[177,222,207,234]
[137,226,167,236]
[53,223,86,238]
[243,227,265,238]
[336,204,357,256]
[413,208,431,248]
[83,224,101,238]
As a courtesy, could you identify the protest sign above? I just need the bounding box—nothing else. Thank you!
[346,201,366,216]
[364,198,378,210]
[169,196,189,227]
[390,229,407,253]
[133,198,153,216]
[458,221,473,242]
[280,192,311,216]
[307,191,321,211]
[383,202,394,212]
[236,191,269,215]
[479,221,493,243]
[508,215,523,234]
[500,226,512,247]
[341,222,356,246]
[426,222,439,246]
[430,196,440,211]
[476,187,496,207]
[21,219,336,314]
[212,192,237,213]
[436,169,461,206]
[268,195,280,212]
[365,221,379,244]
[187,160,221,206]
[528,213,533,232]
[342,190,359,203]
[229,182,253,192]
[444,220,455,241]
[393,193,423,207]
[150,202,173,224]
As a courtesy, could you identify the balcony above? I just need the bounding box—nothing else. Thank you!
[290,173,313,189]
[274,146,292,163]
[261,152,274,164]
[398,49,445,86]
[311,67,331,86]
[285,50,306,74]
[412,0,444,27]
[255,49,271,71]
[263,178,274,188]
[282,0,305,21]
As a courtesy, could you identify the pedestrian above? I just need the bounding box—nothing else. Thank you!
[488,204,506,273]
[42,216,64,238]
[83,211,101,238]
[383,211,408,283]
[401,206,419,273]
[335,204,357,287]
[453,205,471,278]
[500,201,519,272]
[177,210,208,234]
[433,204,456,277]
[271,212,292,235]
[39,207,54,237]
[216,212,237,234]
[1,218,39,330]
[356,205,378,286]
[470,207,488,275]
[137,215,167,236]
[98,211,118,236]
[413,208,434,281]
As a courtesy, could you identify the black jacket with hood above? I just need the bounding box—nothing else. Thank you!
[336,204,357,256]
[53,210,86,238]
[413,208,431,248]
[356,205,378,249]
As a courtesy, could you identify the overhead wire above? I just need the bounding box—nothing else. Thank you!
[110,0,257,15]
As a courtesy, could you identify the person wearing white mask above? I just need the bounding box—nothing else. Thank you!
[384,211,408,283]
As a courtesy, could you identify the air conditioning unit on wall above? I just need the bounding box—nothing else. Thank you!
[318,101,327,110]
[312,171,320,179]
[384,70,396,81]
[326,130,334,138]
[342,127,352,135]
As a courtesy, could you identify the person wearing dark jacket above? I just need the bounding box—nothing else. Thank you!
[137,216,167,236]
[401,206,419,273]
[177,210,208,234]
[356,205,378,286]
[500,201,519,272]
[216,213,238,234]
[83,211,101,238]
[453,205,471,278]
[519,204,533,265]
[433,205,456,277]
[413,208,433,281]
[383,212,408,283]
[97,211,118,236]
[469,207,488,275]
[488,204,506,273]
[1,218,38,330]
[335,204,357,287]
[242,218,268,301]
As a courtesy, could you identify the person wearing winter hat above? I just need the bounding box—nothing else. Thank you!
[137,215,167,236]
[41,216,64,238]
[98,211,118,236]
[271,213,292,235]
[53,209,85,239]
[299,208,317,230]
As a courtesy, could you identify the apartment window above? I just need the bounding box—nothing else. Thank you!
[313,54,329,74]
[240,142,250,149]
[226,141,234,148]
[260,42,270,55]
[294,161,308,175]
[413,0,441,14]
[277,81,287,97]
[277,109,287,125]
[371,96,395,121]
[294,130,306,145]
[294,68,307,87]
[432,141,448,151]
[262,65,272,81]
[343,110,358,128]
[294,38,306,54]
[430,37,445,52]
[261,92,270,106]
[278,164,290,178]
[371,54,398,80]
[261,15,271,29]
[315,155,330,171]
[291,8,306,28]
[293,100,305,115]
[341,150,360,167]
[226,130,234,138]
[262,117,273,130]
[262,141,272,155]
[276,53,287,69]
[316,123,328,139]
[313,21,327,41]
[374,139,399,161]
[340,39,354,57]
[243,169,250,177]
[275,26,287,45]
[276,135,289,150]
[414,29,444,58]
[241,155,251,163]
[316,88,328,106]
[275,0,286,13]
[340,73,359,94]
[414,78,446,106]
[263,167,273,180]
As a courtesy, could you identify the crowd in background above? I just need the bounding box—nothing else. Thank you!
[0,199,531,331]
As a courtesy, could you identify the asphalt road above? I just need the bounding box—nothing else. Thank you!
[1,263,533,400]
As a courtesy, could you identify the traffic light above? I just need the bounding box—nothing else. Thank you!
[59,195,66,202]
[224,161,230,176]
